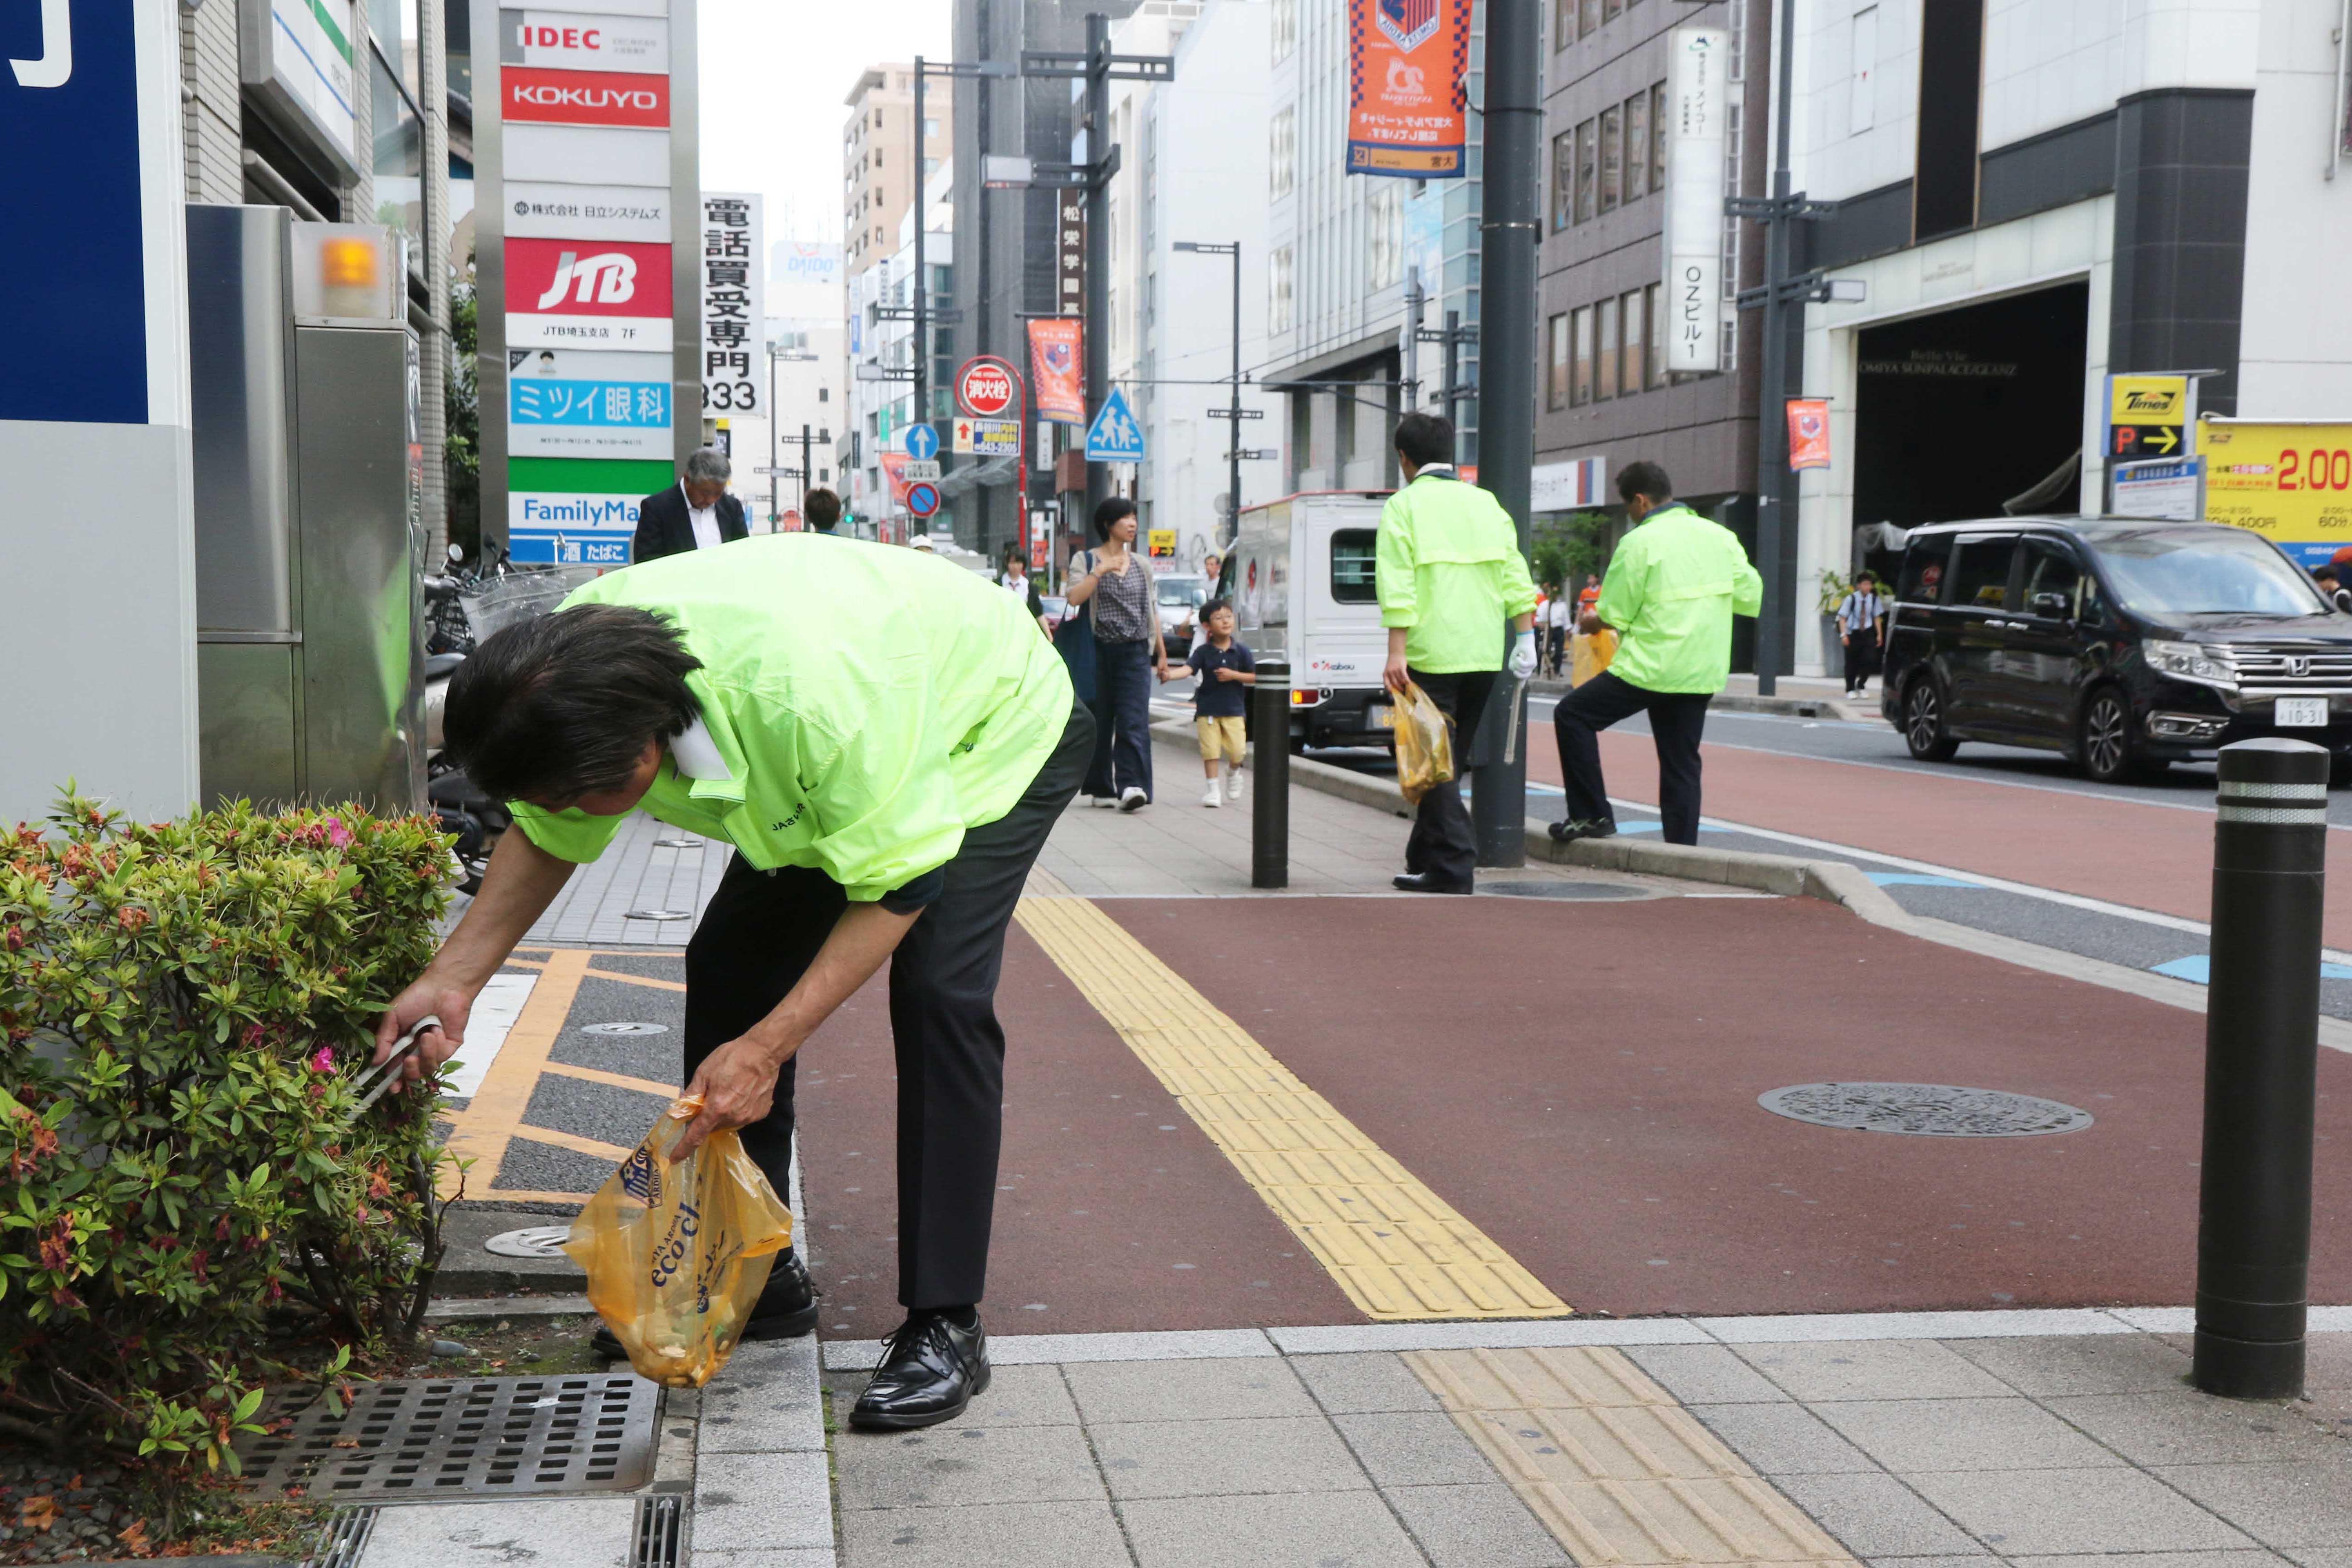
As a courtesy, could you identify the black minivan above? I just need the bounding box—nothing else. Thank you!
[1880,517,2352,784]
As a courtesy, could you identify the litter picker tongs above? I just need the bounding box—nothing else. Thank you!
[345,1014,441,1121]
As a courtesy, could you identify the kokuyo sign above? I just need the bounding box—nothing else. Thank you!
[504,67,669,128]
[501,10,669,74]
[957,358,1018,418]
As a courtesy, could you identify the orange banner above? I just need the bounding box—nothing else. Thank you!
[1786,398,1831,471]
[1347,0,1470,178]
[1028,318,1085,424]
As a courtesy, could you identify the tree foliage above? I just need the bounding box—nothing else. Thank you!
[1532,510,1615,593]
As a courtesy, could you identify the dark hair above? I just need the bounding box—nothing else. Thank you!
[1394,411,1454,470]
[1617,460,1673,506]
[803,487,842,532]
[1093,495,1137,540]
[1202,597,1234,621]
[2318,566,2342,585]
[445,603,702,804]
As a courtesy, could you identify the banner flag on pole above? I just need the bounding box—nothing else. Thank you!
[1029,318,1085,423]
[1345,0,1470,178]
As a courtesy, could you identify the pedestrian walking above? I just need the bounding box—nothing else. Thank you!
[1548,462,1761,847]
[1002,546,1050,636]
[1835,571,1888,699]
[376,535,1090,1432]
[1577,573,1601,621]
[632,446,749,564]
[1065,496,1172,811]
[1187,598,1255,807]
[1545,588,1573,677]
[1377,411,1540,894]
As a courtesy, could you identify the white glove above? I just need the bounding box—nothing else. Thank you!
[1509,630,1539,681]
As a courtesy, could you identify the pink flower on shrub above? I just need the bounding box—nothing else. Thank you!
[309,1045,334,1073]
[322,817,353,850]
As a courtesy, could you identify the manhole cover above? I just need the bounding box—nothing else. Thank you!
[1479,882,1650,900]
[484,1225,574,1259]
[237,1374,658,1499]
[624,909,693,921]
[580,1020,668,1036]
[652,838,702,850]
[1759,1082,2094,1137]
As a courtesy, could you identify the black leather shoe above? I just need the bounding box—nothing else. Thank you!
[1392,872,1473,894]
[592,1247,818,1361]
[848,1312,991,1431]
[1546,818,1619,843]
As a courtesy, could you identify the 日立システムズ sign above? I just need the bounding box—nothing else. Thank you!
[2201,418,2352,565]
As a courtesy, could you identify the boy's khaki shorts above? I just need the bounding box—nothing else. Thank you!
[1195,715,1247,763]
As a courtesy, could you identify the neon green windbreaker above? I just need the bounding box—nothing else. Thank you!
[508,534,1074,901]
[1374,470,1540,673]
[1594,504,1764,694]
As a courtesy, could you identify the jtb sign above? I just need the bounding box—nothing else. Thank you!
[505,237,675,349]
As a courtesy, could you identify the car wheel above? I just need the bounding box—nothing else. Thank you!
[2078,687,2139,784]
[1902,678,1959,761]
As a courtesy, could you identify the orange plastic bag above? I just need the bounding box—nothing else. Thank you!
[1387,680,1455,804]
[561,1095,795,1387]
[1570,628,1618,688]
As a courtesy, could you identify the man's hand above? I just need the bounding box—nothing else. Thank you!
[1384,654,1411,695]
[373,976,473,1094]
[674,1035,789,1159]
[1508,632,1539,682]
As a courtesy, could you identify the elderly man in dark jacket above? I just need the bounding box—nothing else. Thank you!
[633,446,748,564]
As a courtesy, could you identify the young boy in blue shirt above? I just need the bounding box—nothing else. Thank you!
[1186,598,1256,807]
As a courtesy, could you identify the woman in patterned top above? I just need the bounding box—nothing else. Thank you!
[1065,496,1173,810]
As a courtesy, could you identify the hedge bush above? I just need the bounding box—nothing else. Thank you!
[0,788,458,1477]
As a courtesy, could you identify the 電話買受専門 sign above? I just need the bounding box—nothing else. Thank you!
[1345,0,1470,177]
[2201,418,2352,564]
[701,194,765,415]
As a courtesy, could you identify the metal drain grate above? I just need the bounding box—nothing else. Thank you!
[1759,1082,2094,1137]
[625,909,694,922]
[238,1374,659,1500]
[581,1020,669,1035]
[1479,882,1650,900]
[303,1506,378,1568]
[631,1494,684,1568]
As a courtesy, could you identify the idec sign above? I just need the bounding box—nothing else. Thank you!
[957,357,1018,419]
[505,67,669,128]
[505,238,672,318]
[500,10,669,74]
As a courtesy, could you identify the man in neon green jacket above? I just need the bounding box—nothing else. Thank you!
[371,535,1091,1432]
[1377,412,1540,893]
[1548,461,1762,846]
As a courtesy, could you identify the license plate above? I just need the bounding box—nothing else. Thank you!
[2277,696,2330,727]
[1365,703,1391,728]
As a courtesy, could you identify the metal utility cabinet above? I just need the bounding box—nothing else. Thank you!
[188,205,426,812]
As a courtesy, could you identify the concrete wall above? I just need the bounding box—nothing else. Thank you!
[2239,0,2352,414]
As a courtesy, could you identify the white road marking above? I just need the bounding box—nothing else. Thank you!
[441,972,537,1099]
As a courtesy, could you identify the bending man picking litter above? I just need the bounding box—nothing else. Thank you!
[372,534,1090,1431]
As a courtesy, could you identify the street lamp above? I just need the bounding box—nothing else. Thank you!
[907,58,1013,432]
[1174,240,1243,546]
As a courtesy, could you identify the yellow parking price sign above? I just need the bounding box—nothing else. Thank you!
[2201,417,2352,566]
[2106,373,2190,461]
[1147,528,1176,559]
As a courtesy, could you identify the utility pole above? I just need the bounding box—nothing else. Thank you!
[1442,310,1463,442]
[767,343,781,525]
[801,424,813,508]
[1176,240,1245,544]
[1470,0,1541,869]
[913,58,931,437]
[1403,270,1424,410]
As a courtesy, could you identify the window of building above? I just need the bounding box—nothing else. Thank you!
[1624,91,1649,200]
[923,117,939,138]
[1553,0,1573,48]
[1571,306,1593,405]
[1367,181,1402,289]
[1332,530,1379,602]
[1603,0,1621,20]
[875,146,883,166]
[1619,290,1644,395]
[874,108,883,127]
[1551,131,1575,231]
[1272,0,1296,61]
[1269,108,1296,199]
[1595,296,1619,400]
[1574,119,1597,223]
[1546,313,1569,410]
[1914,0,1982,239]
[1579,0,1598,37]
[818,387,829,402]
[1269,245,1294,334]
[1649,82,1668,192]
[1642,283,1662,387]
[1599,104,1622,212]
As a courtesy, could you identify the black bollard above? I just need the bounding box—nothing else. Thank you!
[2195,737,2330,1399]
[1251,660,1290,889]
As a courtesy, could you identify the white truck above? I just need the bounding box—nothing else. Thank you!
[1225,491,1395,750]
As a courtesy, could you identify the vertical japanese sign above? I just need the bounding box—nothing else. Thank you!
[1786,399,1831,470]
[1661,27,1728,374]
[1028,318,1085,423]
[1345,0,1470,178]
[1056,190,1086,317]
[701,192,764,415]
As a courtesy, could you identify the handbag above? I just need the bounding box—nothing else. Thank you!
[1055,549,1101,707]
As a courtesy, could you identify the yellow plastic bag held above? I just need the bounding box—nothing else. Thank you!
[561,1095,795,1387]
[1387,680,1455,805]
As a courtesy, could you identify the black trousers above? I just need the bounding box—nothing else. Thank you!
[1402,666,1496,888]
[1842,629,1880,691]
[1552,670,1711,845]
[681,698,1094,1309]
[1084,638,1155,800]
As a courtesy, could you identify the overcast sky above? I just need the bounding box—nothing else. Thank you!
[697,0,954,245]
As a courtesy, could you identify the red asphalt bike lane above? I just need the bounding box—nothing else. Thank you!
[1528,725,2352,949]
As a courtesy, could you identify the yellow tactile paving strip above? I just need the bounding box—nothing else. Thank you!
[1014,895,1569,1321]
[1407,1348,1857,1567]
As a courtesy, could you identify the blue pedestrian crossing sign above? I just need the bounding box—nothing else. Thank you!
[1085,388,1147,463]
[903,423,940,462]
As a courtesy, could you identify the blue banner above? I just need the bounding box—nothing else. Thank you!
[511,377,671,426]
